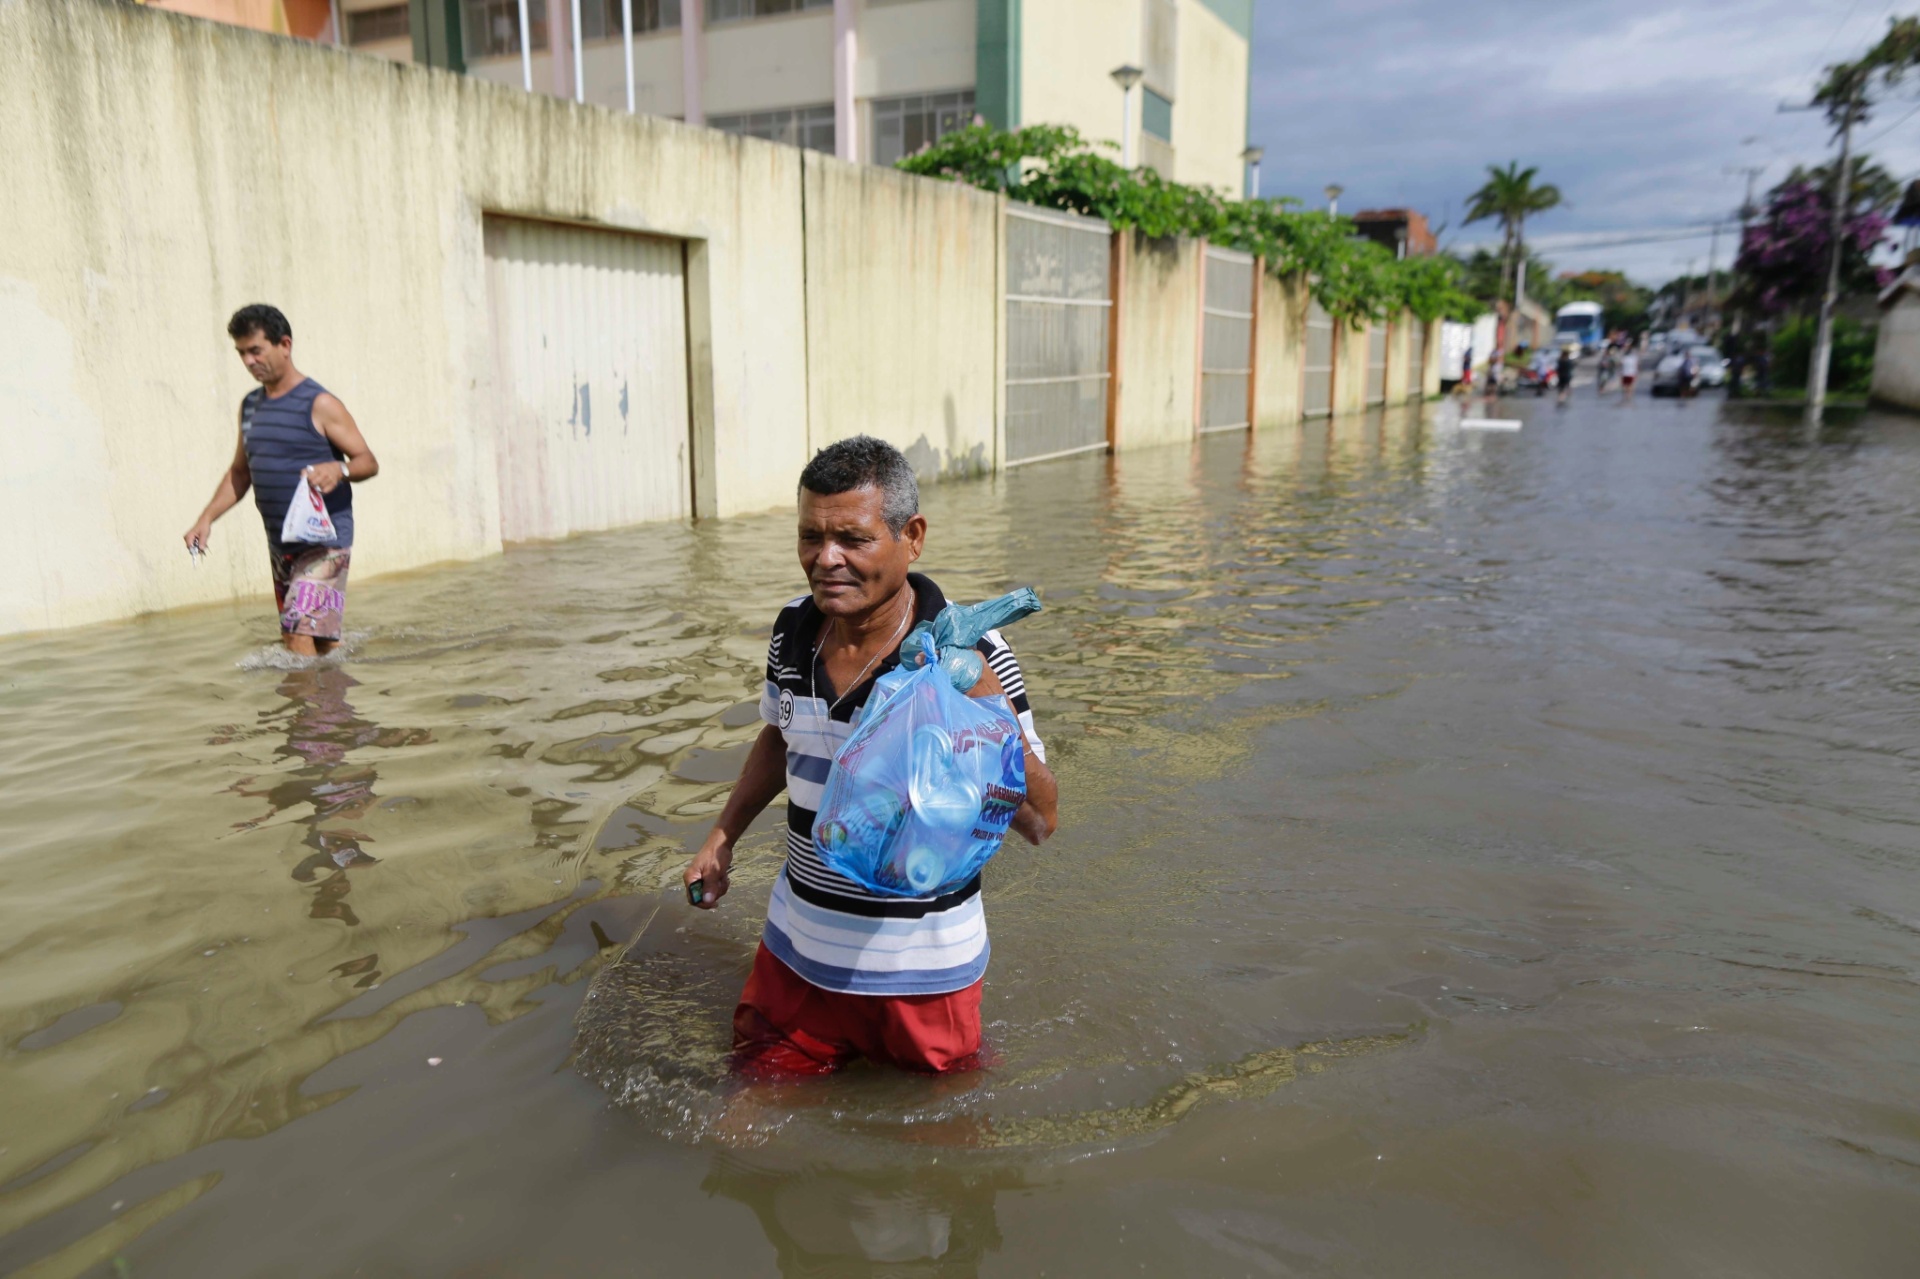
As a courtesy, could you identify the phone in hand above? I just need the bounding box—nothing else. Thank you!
[686,878,705,906]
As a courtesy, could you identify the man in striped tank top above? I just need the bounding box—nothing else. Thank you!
[683,436,1059,1075]
[183,305,380,656]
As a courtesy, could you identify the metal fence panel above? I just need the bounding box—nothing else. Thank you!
[1004,206,1112,464]
[1200,246,1254,432]
[1303,296,1333,417]
[1365,322,1387,405]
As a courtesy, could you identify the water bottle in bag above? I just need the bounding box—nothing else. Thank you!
[812,589,1041,897]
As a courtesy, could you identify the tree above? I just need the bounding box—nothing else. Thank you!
[1463,162,1563,304]
[1731,178,1890,316]
[1782,154,1902,213]
[1560,269,1650,334]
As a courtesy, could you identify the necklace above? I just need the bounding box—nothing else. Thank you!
[811,591,913,715]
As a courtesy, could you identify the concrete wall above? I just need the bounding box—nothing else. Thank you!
[1021,0,1141,166]
[1022,0,1247,195]
[1873,289,1920,412]
[1171,0,1248,194]
[801,153,1000,477]
[1,0,813,635]
[858,0,976,101]
[706,8,836,114]
[1417,317,1441,398]
[1332,320,1370,416]
[1384,311,1412,404]
[1114,233,1203,450]
[1253,270,1307,428]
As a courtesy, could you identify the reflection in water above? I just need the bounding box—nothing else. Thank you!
[706,1150,1016,1278]
[217,669,431,930]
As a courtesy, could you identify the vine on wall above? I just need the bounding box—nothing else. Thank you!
[896,124,1483,323]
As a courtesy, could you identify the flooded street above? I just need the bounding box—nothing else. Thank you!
[5,394,1920,1276]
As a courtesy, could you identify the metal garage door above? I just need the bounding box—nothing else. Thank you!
[484,216,691,542]
[1004,204,1112,465]
[1199,246,1255,433]
[1365,321,1388,405]
[1303,297,1334,417]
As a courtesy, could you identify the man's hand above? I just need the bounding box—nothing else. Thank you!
[679,723,789,911]
[303,461,351,495]
[683,831,734,909]
[183,520,213,554]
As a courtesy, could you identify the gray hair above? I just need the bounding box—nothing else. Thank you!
[797,435,920,535]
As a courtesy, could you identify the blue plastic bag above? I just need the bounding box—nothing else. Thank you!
[811,589,1041,897]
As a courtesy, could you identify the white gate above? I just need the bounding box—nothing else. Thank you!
[1303,296,1334,417]
[1199,245,1255,433]
[1365,321,1387,405]
[483,216,691,542]
[1004,205,1113,465]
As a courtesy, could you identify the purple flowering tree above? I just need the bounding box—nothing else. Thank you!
[1733,179,1890,316]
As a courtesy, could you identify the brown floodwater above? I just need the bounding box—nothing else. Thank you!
[4,395,1920,1277]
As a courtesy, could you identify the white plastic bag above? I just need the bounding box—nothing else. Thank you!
[280,473,339,544]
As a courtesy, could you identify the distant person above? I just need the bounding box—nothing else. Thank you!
[1679,347,1700,400]
[1556,346,1577,404]
[183,304,379,657]
[1619,347,1639,404]
[1459,343,1474,395]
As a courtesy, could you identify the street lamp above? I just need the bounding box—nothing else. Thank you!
[1324,184,1344,216]
[1242,145,1265,200]
[1111,65,1143,168]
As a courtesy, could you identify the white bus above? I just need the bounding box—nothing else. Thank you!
[1554,301,1605,354]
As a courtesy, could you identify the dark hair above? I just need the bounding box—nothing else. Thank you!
[798,435,920,535]
[227,303,292,345]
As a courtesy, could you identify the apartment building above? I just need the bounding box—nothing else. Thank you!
[319,0,1252,193]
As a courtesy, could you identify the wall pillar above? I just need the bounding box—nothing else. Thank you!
[833,0,858,162]
[681,0,705,125]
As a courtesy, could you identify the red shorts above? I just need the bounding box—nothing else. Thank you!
[731,942,983,1075]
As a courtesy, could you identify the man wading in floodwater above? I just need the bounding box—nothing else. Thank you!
[183,305,379,657]
[684,436,1059,1074]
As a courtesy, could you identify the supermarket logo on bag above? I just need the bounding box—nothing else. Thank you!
[949,723,1012,755]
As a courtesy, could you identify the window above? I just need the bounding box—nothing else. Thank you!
[347,3,410,45]
[709,104,835,154]
[872,90,975,166]
[706,0,830,23]
[1142,88,1172,141]
[462,0,543,55]
[577,0,680,40]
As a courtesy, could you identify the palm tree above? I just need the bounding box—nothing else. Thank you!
[1465,162,1564,305]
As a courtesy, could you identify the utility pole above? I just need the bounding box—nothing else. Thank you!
[1808,102,1859,421]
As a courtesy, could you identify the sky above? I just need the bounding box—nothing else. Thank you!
[1245,0,1920,286]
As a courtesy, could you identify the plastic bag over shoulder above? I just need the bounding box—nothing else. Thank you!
[811,588,1042,898]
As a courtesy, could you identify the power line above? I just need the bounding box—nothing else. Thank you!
[1453,223,1724,254]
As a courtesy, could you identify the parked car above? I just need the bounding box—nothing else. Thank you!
[1652,345,1727,395]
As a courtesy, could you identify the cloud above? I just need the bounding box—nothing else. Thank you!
[1245,0,1920,284]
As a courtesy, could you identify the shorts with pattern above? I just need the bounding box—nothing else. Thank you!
[270,544,351,640]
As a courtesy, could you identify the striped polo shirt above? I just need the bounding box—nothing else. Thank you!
[759,572,1044,996]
